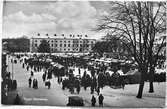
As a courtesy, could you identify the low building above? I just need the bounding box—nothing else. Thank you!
[30,33,96,53]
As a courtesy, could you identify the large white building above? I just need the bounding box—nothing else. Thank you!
[30,33,96,53]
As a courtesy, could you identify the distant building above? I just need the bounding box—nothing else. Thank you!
[30,33,96,53]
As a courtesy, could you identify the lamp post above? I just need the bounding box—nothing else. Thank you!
[11,53,14,81]
[7,54,9,72]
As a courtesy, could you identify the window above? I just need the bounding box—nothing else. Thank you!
[80,41,82,43]
[68,49,70,51]
[64,49,66,51]
[80,44,82,47]
[60,44,62,47]
[60,41,62,43]
[54,34,57,36]
[55,44,57,47]
[68,41,70,43]
[64,41,66,43]
[68,44,70,47]
[64,44,66,47]
[55,40,57,42]
[35,40,37,42]
[35,44,37,47]
[62,34,64,36]
[51,44,53,47]
[51,40,54,43]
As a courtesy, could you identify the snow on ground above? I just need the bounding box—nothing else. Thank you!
[99,82,166,108]
[7,55,166,108]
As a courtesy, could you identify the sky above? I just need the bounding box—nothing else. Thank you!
[2,1,111,39]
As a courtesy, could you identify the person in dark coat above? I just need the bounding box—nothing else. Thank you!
[31,71,34,77]
[98,94,104,107]
[33,79,35,88]
[122,79,125,90]
[62,80,65,90]
[90,86,94,94]
[96,87,100,95]
[42,73,46,82]
[76,85,80,94]
[91,95,96,106]
[28,77,32,88]
[48,81,51,89]
[27,66,29,71]
[35,79,38,89]
[22,63,25,68]
[14,94,21,105]
[78,68,81,75]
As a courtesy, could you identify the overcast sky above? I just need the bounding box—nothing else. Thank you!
[3,1,111,39]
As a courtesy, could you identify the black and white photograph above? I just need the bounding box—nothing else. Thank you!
[1,0,166,108]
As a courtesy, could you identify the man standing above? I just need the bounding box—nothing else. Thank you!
[96,87,100,95]
[28,77,32,88]
[31,71,34,77]
[91,95,96,106]
[42,73,46,82]
[78,68,81,75]
[98,94,104,107]
[76,85,80,94]
[48,80,51,89]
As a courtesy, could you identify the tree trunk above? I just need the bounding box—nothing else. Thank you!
[136,69,146,98]
[136,78,145,98]
[149,67,155,93]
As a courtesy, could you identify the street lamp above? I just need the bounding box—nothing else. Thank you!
[11,53,14,81]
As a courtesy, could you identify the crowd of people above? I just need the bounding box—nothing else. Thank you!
[8,53,132,106]
[5,52,166,106]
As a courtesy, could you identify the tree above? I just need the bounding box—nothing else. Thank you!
[2,36,30,52]
[38,40,50,53]
[93,35,130,58]
[96,1,166,98]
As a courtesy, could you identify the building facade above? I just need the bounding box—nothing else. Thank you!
[30,34,96,53]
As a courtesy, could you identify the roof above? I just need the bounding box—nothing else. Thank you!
[30,34,96,40]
